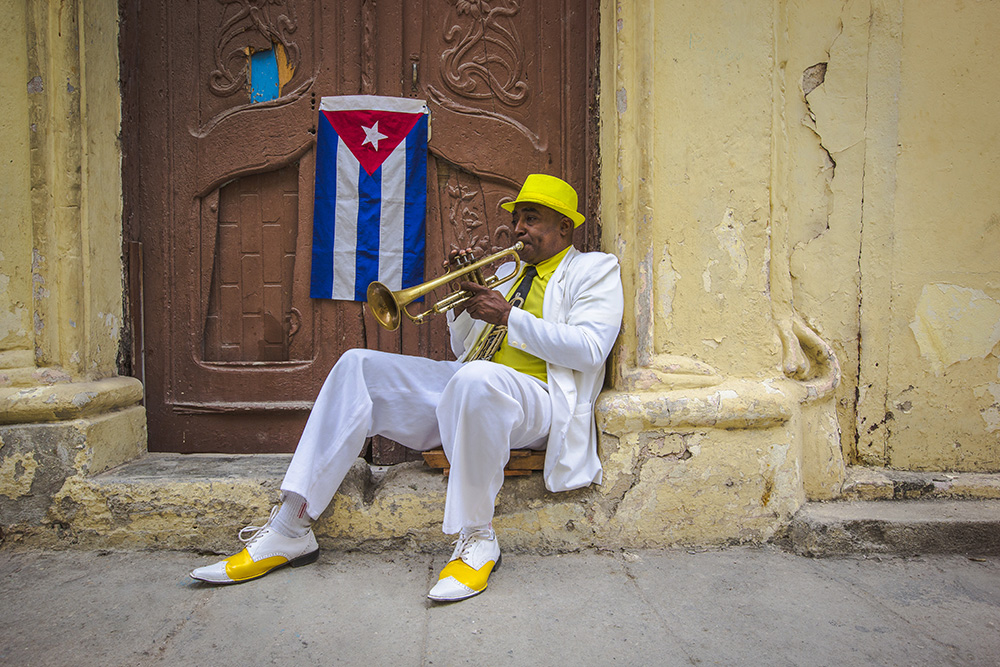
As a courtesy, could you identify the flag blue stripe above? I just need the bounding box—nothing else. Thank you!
[310,113,338,298]
[354,166,382,301]
[403,116,428,289]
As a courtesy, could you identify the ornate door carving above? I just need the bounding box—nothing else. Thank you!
[127,0,598,456]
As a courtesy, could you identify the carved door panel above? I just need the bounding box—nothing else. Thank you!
[129,0,597,456]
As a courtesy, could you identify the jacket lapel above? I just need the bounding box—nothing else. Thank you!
[542,246,578,320]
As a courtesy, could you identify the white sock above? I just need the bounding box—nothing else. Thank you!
[271,492,311,538]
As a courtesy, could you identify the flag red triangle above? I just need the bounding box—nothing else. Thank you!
[322,109,423,176]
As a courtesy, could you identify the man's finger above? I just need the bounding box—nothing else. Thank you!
[460,280,490,295]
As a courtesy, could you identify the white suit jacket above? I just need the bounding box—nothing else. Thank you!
[447,246,624,492]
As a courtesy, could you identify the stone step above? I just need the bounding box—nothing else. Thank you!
[54,453,296,552]
[842,466,1000,501]
[48,455,1000,556]
[50,452,565,553]
[786,499,1000,557]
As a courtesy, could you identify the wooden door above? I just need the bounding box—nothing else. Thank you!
[125,0,598,456]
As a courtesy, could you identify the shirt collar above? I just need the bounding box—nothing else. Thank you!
[529,245,572,280]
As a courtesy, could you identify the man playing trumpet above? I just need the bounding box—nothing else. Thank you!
[190,174,624,602]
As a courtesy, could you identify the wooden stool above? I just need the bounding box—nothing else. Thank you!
[422,448,545,477]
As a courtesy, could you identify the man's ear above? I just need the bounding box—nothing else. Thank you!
[560,216,574,239]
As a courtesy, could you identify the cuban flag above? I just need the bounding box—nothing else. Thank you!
[310,95,429,301]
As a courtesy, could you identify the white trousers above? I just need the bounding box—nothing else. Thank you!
[280,349,551,534]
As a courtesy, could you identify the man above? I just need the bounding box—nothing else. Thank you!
[190,174,624,602]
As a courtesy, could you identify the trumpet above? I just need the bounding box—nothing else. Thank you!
[367,242,524,331]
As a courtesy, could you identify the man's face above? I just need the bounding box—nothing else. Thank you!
[511,203,572,265]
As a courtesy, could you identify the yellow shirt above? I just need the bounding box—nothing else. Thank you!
[490,246,572,383]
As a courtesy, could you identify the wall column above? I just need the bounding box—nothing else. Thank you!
[592,0,846,548]
[0,0,145,546]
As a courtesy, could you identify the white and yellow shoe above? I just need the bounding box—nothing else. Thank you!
[427,528,501,602]
[189,507,319,585]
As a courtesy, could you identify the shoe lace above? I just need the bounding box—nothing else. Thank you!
[451,527,494,561]
[238,505,279,546]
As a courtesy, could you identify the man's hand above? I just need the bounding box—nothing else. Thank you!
[459,280,511,326]
[443,247,477,271]
[445,247,477,316]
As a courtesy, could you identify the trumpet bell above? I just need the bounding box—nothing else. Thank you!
[366,281,400,331]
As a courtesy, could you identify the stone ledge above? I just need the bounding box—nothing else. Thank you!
[4,377,836,553]
[89,451,292,482]
[0,376,144,425]
[597,378,795,434]
[842,466,1000,501]
[36,453,595,553]
[0,405,147,535]
[785,499,1000,557]
[24,430,808,553]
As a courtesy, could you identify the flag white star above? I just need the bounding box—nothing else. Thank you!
[361,121,389,151]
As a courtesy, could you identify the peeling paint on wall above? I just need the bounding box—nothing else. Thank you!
[247,42,295,104]
[636,248,654,366]
[779,0,875,462]
[0,271,28,343]
[910,283,1000,375]
[715,209,748,285]
[975,382,1000,433]
[656,245,677,331]
[704,208,748,294]
[0,450,38,500]
[97,311,119,340]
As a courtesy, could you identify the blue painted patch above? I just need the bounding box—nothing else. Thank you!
[249,49,279,104]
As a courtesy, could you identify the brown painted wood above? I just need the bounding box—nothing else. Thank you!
[124,0,599,455]
[422,449,544,476]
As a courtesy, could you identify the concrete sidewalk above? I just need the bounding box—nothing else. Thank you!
[1,546,998,666]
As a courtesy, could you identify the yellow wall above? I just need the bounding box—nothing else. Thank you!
[883,0,1000,469]
[1,0,144,543]
[650,1,779,377]
[0,0,35,372]
[81,0,126,378]
[775,0,871,458]
[604,0,782,385]
[605,0,1000,474]
[0,0,124,385]
[771,0,1000,470]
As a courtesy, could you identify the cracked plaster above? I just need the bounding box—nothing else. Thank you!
[910,284,1000,376]
[0,450,38,500]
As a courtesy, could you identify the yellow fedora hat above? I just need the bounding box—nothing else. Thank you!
[501,174,585,227]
